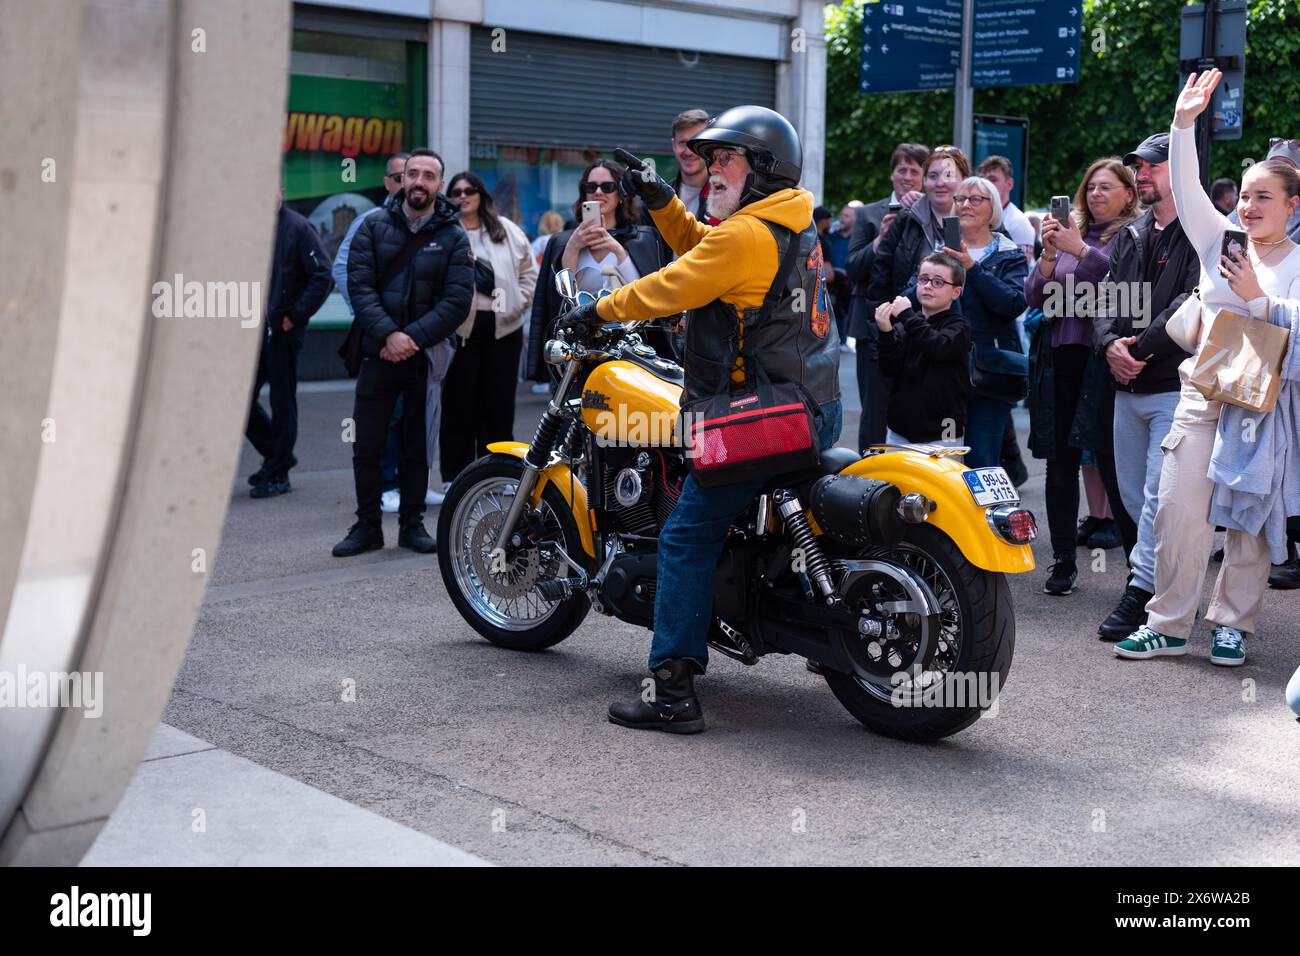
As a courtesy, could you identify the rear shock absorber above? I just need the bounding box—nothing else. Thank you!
[774,489,839,605]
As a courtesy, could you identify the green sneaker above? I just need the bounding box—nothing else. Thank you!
[1113,624,1188,659]
[1209,626,1246,667]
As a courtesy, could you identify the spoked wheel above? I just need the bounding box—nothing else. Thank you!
[822,523,1015,742]
[436,455,591,650]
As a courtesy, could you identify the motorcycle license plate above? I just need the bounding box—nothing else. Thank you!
[962,467,1019,506]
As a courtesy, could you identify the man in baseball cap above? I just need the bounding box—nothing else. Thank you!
[1094,130,1200,642]
[1123,132,1171,166]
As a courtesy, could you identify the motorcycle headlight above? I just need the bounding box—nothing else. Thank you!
[544,340,569,365]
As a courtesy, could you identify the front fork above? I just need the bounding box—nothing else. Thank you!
[491,358,582,555]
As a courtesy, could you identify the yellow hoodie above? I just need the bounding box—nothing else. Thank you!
[595,187,815,383]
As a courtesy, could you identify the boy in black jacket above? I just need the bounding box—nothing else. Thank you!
[875,252,971,445]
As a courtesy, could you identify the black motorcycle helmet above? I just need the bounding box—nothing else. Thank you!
[687,105,802,206]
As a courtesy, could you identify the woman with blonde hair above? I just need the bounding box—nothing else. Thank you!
[1114,70,1300,666]
[1025,157,1140,595]
[531,210,564,266]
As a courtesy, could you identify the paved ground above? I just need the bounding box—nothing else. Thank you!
[146,352,1300,865]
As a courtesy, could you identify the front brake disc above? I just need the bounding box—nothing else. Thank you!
[468,511,542,598]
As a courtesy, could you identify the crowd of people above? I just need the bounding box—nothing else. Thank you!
[245,77,1300,675]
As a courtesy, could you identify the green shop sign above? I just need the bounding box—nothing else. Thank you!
[282,74,408,201]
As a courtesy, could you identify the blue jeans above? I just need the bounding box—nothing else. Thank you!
[964,395,1012,469]
[649,399,842,672]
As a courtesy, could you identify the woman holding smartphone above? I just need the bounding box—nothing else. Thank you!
[867,146,971,317]
[1025,158,1139,595]
[1113,69,1300,667]
[527,159,665,380]
[901,174,1028,469]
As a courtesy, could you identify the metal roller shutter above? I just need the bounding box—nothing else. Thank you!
[470,27,777,152]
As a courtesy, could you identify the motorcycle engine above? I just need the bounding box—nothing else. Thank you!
[600,449,685,535]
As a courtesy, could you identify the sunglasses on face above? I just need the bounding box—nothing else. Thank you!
[385,172,403,182]
[582,181,618,194]
[448,187,479,198]
[701,146,745,169]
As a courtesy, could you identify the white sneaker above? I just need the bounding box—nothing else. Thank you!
[425,487,445,506]
[380,489,400,513]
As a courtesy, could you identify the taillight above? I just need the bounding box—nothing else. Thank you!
[987,505,1037,544]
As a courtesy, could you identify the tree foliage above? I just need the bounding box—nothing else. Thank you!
[824,0,1300,210]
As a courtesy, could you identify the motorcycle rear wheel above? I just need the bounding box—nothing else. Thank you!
[437,455,591,651]
[822,523,1014,742]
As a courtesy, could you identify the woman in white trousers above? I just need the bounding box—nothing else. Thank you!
[1114,70,1300,666]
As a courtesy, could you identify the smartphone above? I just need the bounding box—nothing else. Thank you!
[1051,195,1071,225]
[942,216,961,252]
[581,200,601,227]
[1222,228,1248,262]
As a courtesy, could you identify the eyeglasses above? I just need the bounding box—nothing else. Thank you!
[701,146,746,169]
[954,195,990,206]
[1270,138,1300,151]
[582,181,618,194]
[448,187,479,198]
[916,275,956,289]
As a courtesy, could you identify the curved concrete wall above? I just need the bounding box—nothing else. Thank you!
[0,0,290,865]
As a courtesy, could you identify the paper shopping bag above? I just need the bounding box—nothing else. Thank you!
[1189,308,1290,413]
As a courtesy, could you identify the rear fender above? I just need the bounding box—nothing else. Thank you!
[839,451,1035,574]
[485,441,595,559]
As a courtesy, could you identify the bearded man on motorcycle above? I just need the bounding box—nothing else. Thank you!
[560,106,842,734]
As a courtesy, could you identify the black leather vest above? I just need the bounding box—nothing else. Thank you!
[681,220,840,406]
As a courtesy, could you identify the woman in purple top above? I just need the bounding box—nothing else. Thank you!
[1026,157,1140,595]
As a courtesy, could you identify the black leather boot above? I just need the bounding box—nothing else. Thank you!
[398,518,437,554]
[332,521,383,558]
[1098,584,1153,639]
[608,659,705,734]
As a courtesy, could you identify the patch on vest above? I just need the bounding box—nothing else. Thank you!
[806,242,831,337]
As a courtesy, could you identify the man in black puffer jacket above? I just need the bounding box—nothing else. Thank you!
[333,148,474,558]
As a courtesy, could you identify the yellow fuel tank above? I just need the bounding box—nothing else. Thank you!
[580,360,683,447]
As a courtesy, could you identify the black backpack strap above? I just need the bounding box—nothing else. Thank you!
[379,229,430,291]
[737,222,802,388]
[758,222,800,319]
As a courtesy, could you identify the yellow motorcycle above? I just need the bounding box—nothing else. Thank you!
[437,271,1037,741]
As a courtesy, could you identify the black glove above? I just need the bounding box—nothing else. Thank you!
[615,147,675,211]
[556,300,604,338]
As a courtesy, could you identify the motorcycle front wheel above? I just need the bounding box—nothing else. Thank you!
[437,455,591,651]
[822,523,1015,742]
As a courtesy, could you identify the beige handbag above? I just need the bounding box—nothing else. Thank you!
[1188,307,1291,412]
[1165,288,1202,352]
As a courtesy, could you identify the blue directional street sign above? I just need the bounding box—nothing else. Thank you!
[858,0,962,94]
[858,0,1083,95]
[972,0,1082,88]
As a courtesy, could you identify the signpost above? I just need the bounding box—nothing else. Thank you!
[972,0,1082,89]
[858,0,962,95]
[974,114,1030,209]
[1180,1,1247,187]
[858,0,1082,96]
